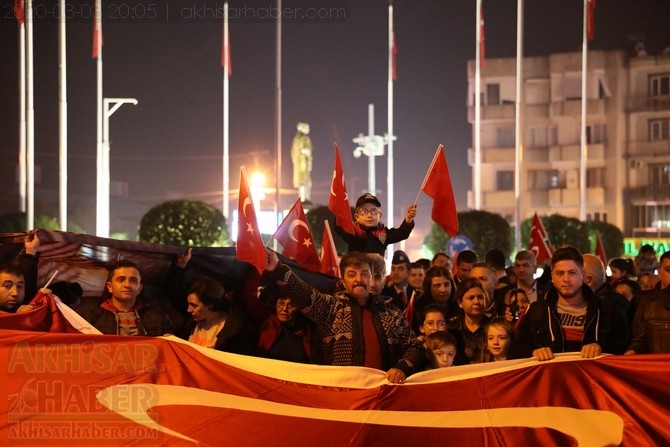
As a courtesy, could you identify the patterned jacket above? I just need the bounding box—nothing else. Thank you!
[267,263,423,375]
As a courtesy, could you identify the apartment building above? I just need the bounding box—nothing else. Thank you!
[467,50,670,237]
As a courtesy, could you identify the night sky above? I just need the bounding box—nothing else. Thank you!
[1,0,669,256]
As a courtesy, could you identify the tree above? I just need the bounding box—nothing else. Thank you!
[457,210,512,259]
[139,200,229,246]
[521,214,590,254]
[423,210,511,260]
[585,220,624,259]
[304,205,349,254]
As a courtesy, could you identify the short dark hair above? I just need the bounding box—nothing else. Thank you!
[456,250,477,266]
[0,264,23,278]
[660,251,670,264]
[426,330,458,351]
[485,248,507,270]
[551,246,583,268]
[339,251,371,274]
[420,303,447,324]
[409,261,425,271]
[107,260,142,282]
[432,252,450,263]
[188,276,229,313]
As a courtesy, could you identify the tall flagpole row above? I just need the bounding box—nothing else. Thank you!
[58,0,68,231]
[26,0,35,230]
[386,2,395,262]
[514,0,524,252]
[579,0,589,221]
[223,2,230,221]
[18,9,27,214]
[474,0,482,211]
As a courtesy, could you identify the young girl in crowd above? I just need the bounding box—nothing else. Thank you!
[425,330,458,369]
[480,317,514,362]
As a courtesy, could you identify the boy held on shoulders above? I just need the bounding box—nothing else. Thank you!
[335,193,416,256]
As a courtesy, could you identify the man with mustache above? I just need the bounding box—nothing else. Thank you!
[263,249,423,384]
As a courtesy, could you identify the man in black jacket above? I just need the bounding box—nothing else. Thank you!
[512,247,630,361]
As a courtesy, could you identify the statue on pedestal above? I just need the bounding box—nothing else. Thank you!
[291,121,313,202]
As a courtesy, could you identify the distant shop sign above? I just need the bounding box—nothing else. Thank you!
[623,238,670,257]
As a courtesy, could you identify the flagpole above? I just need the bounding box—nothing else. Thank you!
[18,7,26,213]
[223,1,230,221]
[514,0,524,252]
[474,0,482,210]
[26,0,35,230]
[386,1,395,264]
[274,0,282,251]
[58,0,68,231]
[579,0,588,221]
[95,0,104,236]
[415,145,441,205]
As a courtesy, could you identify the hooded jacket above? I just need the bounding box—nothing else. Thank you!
[511,284,629,358]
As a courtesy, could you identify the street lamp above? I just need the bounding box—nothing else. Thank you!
[353,104,394,195]
[96,97,138,238]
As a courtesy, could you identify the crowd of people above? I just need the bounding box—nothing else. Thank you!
[1,195,670,383]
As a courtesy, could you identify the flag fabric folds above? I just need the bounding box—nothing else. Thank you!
[421,145,459,237]
[319,220,340,277]
[14,0,24,24]
[587,0,596,41]
[236,167,266,274]
[595,232,607,267]
[529,212,553,266]
[328,144,355,235]
[272,198,321,273]
[1,330,669,446]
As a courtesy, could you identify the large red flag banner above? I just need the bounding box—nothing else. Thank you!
[529,212,552,266]
[236,167,266,274]
[421,145,459,237]
[319,220,340,277]
[272,198,321,273]
[1,328,669,446]
[328,144,355,235]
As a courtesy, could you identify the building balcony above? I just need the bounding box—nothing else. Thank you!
[467,103,516,122]
[549,144,605,162]
[626,95,670,113]
[626,140,670,158]
[550,98,606,118]
[628,185,670,203]
[546,187,605,207]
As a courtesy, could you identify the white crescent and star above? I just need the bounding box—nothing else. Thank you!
[289,219,314,248]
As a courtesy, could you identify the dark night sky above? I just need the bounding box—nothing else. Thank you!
[1,0,669,255]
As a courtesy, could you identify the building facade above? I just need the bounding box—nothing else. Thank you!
[467,50,670,237]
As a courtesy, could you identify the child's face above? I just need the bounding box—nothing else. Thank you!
[421,311,447,337]
[355,204,382,227]
[432,345,456,368]
[486,325,510,359]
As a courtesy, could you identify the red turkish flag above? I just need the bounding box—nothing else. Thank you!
[319,220,340,277]
[14,0,24,24]
[92,1,103,59]
[272,198,321,273]
[421,145,459,237]
[595,232,607,267]
[529,212,553,266]
[236,167,266,274]
[328,143,355,235]
[587,0,596,41]
[221,11,232,76]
